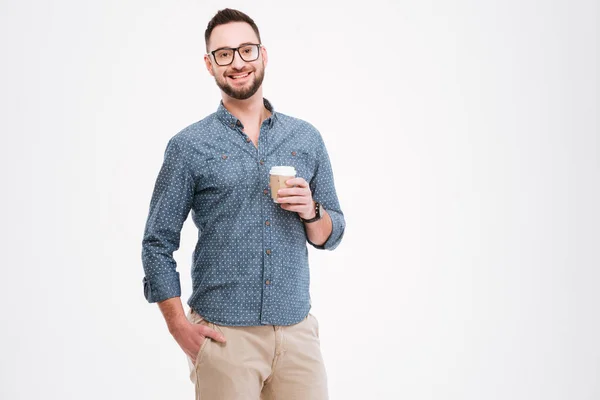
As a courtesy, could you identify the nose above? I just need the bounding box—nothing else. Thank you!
[230,49,246,69]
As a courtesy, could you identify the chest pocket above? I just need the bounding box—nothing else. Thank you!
[203,154,256,192]
[275,150,316,184]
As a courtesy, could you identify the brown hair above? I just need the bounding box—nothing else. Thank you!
[205,8,261,51]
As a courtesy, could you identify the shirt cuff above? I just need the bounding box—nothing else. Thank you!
[308,210,345,250]
[143,272,181,303]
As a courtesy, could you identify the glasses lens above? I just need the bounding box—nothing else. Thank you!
[238,45,259,62]
[214,49,233,65]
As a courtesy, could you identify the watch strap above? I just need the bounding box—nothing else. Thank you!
[300,201,321,223]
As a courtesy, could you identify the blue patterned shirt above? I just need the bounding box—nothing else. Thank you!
[141,99,345,326]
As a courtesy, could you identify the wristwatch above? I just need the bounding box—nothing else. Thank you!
[300,201,322,223]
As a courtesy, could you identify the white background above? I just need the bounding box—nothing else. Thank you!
[1,0,598,399]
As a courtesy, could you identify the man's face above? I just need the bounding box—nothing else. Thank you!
[205,22,267,100]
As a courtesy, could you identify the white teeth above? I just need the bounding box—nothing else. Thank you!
[230,73,249,79]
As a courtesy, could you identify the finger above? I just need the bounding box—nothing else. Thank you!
[285,177,308,188]
[277,187,309,197]
[280,204,309,213]
[278,196,310,205]
[198,325,226,343]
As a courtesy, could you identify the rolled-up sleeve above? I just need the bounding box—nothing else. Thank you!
[308,133,346,250]
[141,137,194,303]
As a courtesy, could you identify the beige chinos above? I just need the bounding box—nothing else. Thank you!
[186,308,329,399]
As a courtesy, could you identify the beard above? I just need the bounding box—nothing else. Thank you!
[214,64,265,100]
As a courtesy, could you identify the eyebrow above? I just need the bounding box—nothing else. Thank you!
[212,42,258,52]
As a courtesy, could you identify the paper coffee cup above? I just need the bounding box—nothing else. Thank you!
[269,166,296,202]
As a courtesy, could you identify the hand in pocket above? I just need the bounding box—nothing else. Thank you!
[171,320,227,362]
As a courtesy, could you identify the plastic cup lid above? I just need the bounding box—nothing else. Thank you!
[269,166,296,176]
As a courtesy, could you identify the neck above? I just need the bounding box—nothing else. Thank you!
[221,89,270,122]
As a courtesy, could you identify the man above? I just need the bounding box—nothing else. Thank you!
[141,8,345,399]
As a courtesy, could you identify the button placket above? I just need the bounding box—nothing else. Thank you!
[259,121,277,321]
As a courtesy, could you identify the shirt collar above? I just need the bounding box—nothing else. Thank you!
[216,98,277,129]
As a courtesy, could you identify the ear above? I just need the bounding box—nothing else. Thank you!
[204,54,215,76]
[261,46,268,67]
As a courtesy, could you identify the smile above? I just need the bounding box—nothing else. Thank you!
[228,72,251,80]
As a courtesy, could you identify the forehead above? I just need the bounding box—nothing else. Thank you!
[208,22,259,50]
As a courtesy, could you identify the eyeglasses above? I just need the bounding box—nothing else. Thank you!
[209,44,262,66]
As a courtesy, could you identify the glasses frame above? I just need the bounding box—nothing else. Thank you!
[208,43,263,66]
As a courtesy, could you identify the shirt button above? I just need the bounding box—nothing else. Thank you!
[263,189,269,195]
[259,160,265,165]
[222,155,227,160]
[266,249,271,255]
[265,280,271,285]
[265,220,270,226]
[245,137,251,143]
[291,151,297,156]
[230,123,235,128]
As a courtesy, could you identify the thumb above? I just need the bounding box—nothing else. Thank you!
[202,326,226,343]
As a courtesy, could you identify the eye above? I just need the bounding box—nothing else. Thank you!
[217,50,231,59]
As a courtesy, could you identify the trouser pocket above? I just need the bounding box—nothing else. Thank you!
[188,309,213,366]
